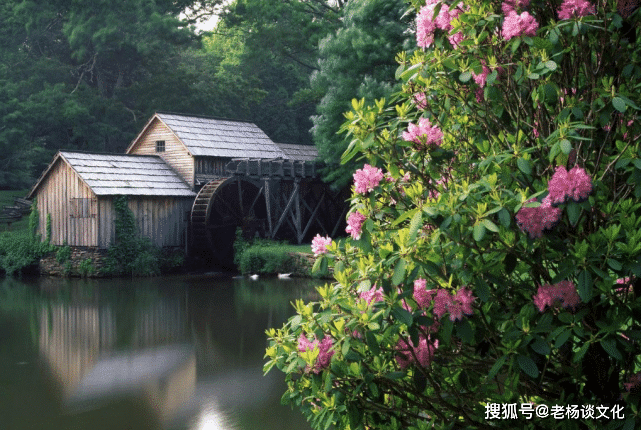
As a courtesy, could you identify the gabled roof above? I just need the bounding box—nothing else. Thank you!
[275,143,318,162]
[28,152,196,198]
[128,112,287,159]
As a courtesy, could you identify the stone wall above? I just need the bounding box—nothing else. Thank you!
[39,246,109,277]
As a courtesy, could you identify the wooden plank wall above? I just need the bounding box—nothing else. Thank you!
[128,118,195,188]
[98,196,191,248]
[195,157,230,176]
[35,159,98,246]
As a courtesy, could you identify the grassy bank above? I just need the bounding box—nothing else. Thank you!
[233,230,328,277]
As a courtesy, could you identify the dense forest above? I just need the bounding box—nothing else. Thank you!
[0,0,410,190]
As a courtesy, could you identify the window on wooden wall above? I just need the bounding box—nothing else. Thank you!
[156,140,165,152]
[70,198,96,218]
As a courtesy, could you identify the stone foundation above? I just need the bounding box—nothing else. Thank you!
[39,246,109,277]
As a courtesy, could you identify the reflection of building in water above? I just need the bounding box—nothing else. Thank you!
[40,305,116,398]
[39,299,194,423]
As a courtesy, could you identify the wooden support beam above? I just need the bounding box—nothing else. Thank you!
[237,177,244,218]
[294,179,302,243]
[331,204,349,237]
[300,190,326,240]
[265,179,273,236]
[271,180,299,239]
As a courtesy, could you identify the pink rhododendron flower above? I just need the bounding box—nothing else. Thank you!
[346,211,366,240]
[416,2,438,48]
[533,280,581,312]
[515,196,562,239]
[413,281,475,321]
[547,165,593,205]
[502,11,539,40]
[402,117,443,147]
[353,164,384,194]
[297,333,335,373]
[501,0,530,14]
[360,285,384,304]
[472,62,491,88]
[558,0,595,19]
[311,234,332,256]
[413,92,428,109]
[395,334,439,368]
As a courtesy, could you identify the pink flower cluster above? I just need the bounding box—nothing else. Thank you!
[502,0,530,14]
[402,117,443,148]
[515,165,592,238]
[353,164,384,194]
[359,285,384,305]
[515,196,562,239]
[346,210,366,240]
[557,0,595,19]
[547,166,593,205]
[297,333,335,373]
[532,280,581,312]
[413,92,428,109]
[311,234,332,256]
[416,0,464,48]
[502,11,538,40]
[396,333,439,368]
[413,279,476,321]
[472,62,491,88]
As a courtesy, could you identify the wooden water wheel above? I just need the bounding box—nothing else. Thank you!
[191,177,267,268]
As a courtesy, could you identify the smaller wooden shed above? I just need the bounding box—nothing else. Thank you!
[27,151,196,248]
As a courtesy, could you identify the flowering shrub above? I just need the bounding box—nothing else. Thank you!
[266,0,641,429]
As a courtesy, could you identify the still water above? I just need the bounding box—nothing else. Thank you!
[0,274,322,430]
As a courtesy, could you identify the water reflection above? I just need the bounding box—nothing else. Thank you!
[0,275,320,430]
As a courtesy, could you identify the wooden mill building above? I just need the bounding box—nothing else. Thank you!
[28,112,346,267]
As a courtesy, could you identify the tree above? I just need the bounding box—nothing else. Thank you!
[0,0,224,188]
[217,0,347,145]
[266,0,641,428]
[310,0,411,189]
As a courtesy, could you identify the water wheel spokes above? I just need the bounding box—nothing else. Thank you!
[190,178,267,268]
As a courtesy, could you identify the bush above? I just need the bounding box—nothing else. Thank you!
[234,232,297,274]
[266,1,641,429]
[0,203,53,276]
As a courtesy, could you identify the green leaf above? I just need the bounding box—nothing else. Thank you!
[601,338,623,361]
[577,270,593,302]
[408,210,422,243]
[517,158,532,175]
[554,328,572,348]
[391,258,406,286]
[531,338,550,355]
[517,355,540,378]
[545,60,557,71]
[613,96,627,113]
[391,305,413,327]
[473,223,486,242]
[498,208,511,228]
[384,371,406,380]
[365,331,380,355]
[488,355,508,379]
[567,200,581,226]
[482,219,499,233]
[459,71,471,83]
[573,342,590,363]
[560,139,572,154]
[607,258,622,271]
[392,208,418,227]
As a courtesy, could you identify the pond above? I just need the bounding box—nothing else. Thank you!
[0,274,323,430]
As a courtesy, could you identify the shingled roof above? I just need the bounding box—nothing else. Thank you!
[28,152,196,198]
[275,143,318,162]
[152,112,287,159]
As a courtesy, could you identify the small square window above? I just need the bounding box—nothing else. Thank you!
[156,140,165,152]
